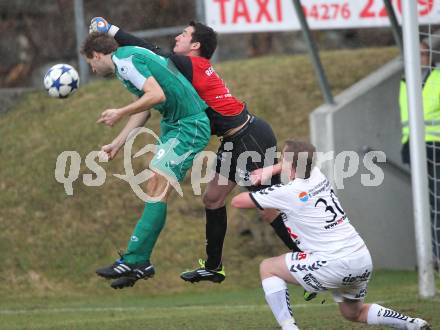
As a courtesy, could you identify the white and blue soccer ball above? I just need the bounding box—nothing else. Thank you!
[43,64,79,98]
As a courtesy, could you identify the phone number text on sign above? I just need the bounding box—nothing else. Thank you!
[302,0,435,25]
[205,0,439,33]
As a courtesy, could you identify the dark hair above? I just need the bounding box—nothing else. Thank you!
[80,32,118,58]
[283,140,316,179]
[189,21,217,59]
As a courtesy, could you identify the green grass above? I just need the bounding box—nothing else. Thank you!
[1,271,439,329]
[1,46,439,329]
[0,46,409,299]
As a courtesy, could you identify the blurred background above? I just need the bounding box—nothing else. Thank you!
[0,0,400,89]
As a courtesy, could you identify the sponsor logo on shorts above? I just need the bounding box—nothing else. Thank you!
[302,273,326,291]
[292,252,308,261]
[342,269,371,285]
[236,168,250,181]
[290,260,327,273]
[354,288,367,299]
[217,152,226,163]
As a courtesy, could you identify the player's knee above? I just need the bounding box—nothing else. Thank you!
[259,259,273,278]
[146,173,170,201]
[339,304,362,322]
[202,190,225,209]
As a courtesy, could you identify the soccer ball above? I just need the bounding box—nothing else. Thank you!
[43,64,80,98]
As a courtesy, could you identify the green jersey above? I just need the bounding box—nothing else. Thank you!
[112,46,207,122]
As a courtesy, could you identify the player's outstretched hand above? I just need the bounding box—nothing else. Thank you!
[100,143,120,160]
[89,17,112,34]
[97,109,122,127]
[250,168,263,185]
[250,167,274,186]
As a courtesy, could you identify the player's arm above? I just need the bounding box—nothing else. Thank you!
[89,18,193,83]
[101,110,151,160]
[89,17,171,57]
[114,29,171,57]
[119,77,165,116]
[97,77,165,126]
[231,192,261,209]
[233,184,290,211]
[113,107,151,146]
[250,162,282,185]
[111,23,193,82]
[115,29,193,82]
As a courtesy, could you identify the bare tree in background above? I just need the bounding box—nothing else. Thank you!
[0,0,195,87]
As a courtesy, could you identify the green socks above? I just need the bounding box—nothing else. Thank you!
[123,201,167,265]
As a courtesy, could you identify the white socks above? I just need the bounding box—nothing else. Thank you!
[262,283,425,330]
[262,276,298,330]
[367,303,418,329]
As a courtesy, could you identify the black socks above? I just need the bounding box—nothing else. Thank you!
[205,208,300,271]
[205,206,227,270]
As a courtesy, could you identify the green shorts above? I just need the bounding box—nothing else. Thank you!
[150,112,210,182]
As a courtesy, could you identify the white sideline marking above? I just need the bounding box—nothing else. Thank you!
[0,300,390,316]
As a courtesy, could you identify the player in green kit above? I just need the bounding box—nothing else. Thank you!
[81,32,211,289]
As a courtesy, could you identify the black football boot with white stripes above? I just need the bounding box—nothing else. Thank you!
[180,259,225,283]
[95,258,155,281]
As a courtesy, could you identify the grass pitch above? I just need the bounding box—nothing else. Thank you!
[1,271,439,329]
[2,47,439,329]
[0,47,400,297]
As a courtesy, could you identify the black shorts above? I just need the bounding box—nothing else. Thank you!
[215,116,281,192]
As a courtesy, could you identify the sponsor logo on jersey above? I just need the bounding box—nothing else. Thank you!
[308,179,331,197]
[324,215,348,230]
[205,66,215,76]
[299,191,309,202]
[298,179,331,202]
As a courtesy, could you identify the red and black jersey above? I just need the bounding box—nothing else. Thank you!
[115,29,248,136]
[188,56,243,116]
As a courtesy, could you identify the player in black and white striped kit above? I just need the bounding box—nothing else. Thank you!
[232,140,430,330]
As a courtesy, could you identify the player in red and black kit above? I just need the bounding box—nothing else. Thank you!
[89,18,307,289]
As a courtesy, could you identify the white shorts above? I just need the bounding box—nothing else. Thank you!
[284,247,373,303]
